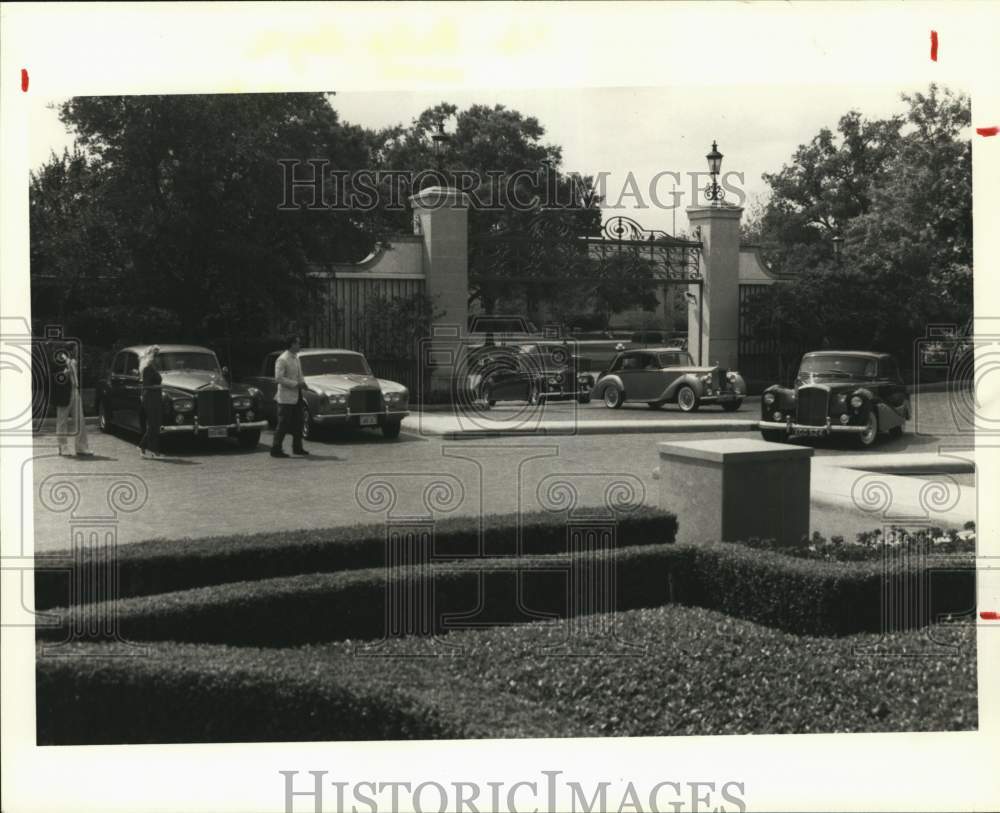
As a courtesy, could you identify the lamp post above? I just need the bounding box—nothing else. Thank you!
[704,140,724,207]
[431,118,451,176]
[832,234,843,265]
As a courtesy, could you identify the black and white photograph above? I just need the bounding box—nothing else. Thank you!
[2,4,998,813]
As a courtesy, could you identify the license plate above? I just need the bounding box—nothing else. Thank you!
[359,415,377,426]
[797,426,826,436]
[208,427,228,438]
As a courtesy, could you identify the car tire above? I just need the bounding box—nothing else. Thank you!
[721,400,743,412]
[603,384,624,409]
[858,411,879,448]
[300,403,312,440]
[760,429,786,443]
[382,420,402,439]
[676,386,699,413]
[98,400,113,434]
[238,429,261,450]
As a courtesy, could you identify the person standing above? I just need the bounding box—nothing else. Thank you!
[53,342,93,458]
[270,334,309,458]
[138,345,163,459]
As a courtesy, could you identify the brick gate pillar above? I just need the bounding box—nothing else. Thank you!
[686,205,743,370]
[410,187,470,396]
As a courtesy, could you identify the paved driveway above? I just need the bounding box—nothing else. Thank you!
[26,390,973,553]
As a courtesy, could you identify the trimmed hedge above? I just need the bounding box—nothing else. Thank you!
[36,606,977,744]
[34,507,677,610]
[37,541,975,645]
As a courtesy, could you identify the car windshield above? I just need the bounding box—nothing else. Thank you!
[299,353,370,376]
[657,352,694,367]
[156,352,221,373]
[799,355,877,378]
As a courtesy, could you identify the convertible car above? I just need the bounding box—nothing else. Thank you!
[96,344,267,448]
[592,348,745,411]
[758,350,910,447]
[244,348,409,439]
[472,342,595,406]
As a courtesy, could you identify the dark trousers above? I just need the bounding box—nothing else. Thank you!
[272,402,304,452]
[139,391,162,454]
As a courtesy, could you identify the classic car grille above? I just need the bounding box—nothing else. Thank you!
[796,387,829,426]
[197,389,231,426]
[349,388,384,414]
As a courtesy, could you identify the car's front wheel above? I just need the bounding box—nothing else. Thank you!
[676,386,699,413]
[238,429,261,450]
[300,403,313,440]
[858,411,879,448]
[603,384,624,409]
[98,400,113,434]
[721,400,743,412]
[382,420,402,439]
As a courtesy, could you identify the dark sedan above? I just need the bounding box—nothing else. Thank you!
[96,345,267,449]
[473,342,594,406]
[758,351,910,447]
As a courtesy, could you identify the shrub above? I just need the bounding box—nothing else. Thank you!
[34,508,678,610]
[36,605,977,744]
[37,541,975,646]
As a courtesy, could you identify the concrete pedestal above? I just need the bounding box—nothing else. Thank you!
[657,438,813,546]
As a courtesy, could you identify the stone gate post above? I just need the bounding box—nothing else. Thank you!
[686,205,743,370]
[410,187,470,397]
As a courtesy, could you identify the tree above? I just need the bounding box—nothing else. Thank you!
[36,93,373,341]
[368,103,604,315]
[745,85,972,371]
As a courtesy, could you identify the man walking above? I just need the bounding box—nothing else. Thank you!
[53,341,93,458]
[270,334,309,458]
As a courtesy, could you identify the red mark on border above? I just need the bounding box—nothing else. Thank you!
[981,611,999,621]
[930,31,938,61]
[977,127,999,137]
[21,69,29,92]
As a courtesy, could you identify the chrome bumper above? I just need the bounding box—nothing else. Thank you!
[700,391,743,403]
[758,418,865,436]
[160,419,269,435]
[313,410,409,425]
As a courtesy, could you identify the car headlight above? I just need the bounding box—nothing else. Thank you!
[232,396,251,410]
[173,398,194,412]
[246,386,261,399]
[850,395,864,409]
[773,411,783,421]
[331,394,347,405]
[763,392,775,406]
[700,374,711,384]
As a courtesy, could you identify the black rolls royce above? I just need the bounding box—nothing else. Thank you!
[95,344,267,449]
[759,351,910,447]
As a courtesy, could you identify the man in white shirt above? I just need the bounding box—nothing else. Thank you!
[270,335,309,458]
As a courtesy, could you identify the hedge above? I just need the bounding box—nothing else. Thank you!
[36,542,975,646]
[36,605,977,744]
[34,507,677,610]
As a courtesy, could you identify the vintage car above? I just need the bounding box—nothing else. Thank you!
[244,348,409,439]
[96,344,267,448]
[758,350,910,447]
[592,348,745,411]
[471,342,595,406]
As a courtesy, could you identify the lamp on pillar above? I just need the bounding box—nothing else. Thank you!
[704,140,724,207]
[431,118,451,176]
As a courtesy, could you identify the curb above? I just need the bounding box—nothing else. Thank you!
[404,418,759,439]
